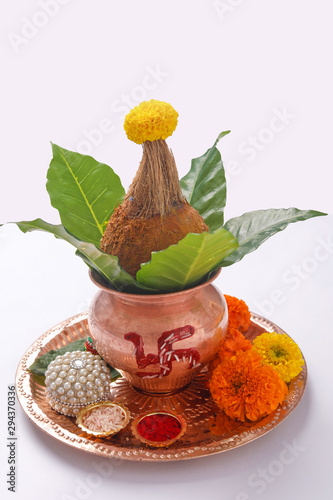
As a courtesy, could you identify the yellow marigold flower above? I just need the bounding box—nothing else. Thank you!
[252,332,304,383]
[124,100,178,144]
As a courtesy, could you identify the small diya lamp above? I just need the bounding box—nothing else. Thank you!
[76,401,130,438]
[131,411,186,447]
[45,351,112,416]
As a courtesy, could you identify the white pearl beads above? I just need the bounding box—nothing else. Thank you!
[46,351,112,417]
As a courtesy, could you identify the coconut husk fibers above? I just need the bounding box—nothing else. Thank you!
[123,139,184,218]
[101,140,208,277]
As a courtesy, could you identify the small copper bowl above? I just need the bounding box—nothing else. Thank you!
[131,411,186,447]
[76,401,130,438]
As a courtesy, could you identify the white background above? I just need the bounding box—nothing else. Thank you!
[0,1,332,499]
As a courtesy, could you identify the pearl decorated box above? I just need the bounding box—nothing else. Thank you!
[45,351,112,417]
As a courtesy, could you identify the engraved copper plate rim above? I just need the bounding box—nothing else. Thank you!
[15,312,307,462]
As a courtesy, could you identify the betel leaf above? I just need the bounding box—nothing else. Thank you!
[47,144,125,247]
[14,219,152,293]
[180,131,230,231]
[28,338,121,381]
[219,208,327,267]
[28,339,87,376]
[136,228,239,292]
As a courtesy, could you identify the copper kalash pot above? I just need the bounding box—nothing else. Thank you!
[88,270,228,394]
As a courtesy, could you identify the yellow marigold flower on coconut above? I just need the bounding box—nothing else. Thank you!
[252,332,304,383]
[124,99,178,144]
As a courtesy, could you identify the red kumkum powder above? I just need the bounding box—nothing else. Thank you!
[137,413,182,442]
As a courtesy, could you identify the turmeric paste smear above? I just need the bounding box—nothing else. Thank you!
[101,200,208,278]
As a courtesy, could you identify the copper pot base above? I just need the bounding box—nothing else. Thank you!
[132,382,192,397]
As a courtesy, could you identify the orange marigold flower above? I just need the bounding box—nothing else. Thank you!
[218,327,252,360]
[209,350,288,422]
[224,295,251,332]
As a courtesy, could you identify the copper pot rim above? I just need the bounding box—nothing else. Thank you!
[89,268,221,299]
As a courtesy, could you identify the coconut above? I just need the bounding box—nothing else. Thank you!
[100,101,208,277]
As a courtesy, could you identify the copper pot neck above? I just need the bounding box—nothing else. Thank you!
[89,269,221,302]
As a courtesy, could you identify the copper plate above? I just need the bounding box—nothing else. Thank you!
[15,312,307,461]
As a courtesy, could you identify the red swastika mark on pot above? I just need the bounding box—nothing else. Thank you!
[124,325,200,379]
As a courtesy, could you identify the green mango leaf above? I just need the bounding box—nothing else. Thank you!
[180,131,230,231]
[136,228,239,292]
[28,338,121,381]
[14,219,152,293]
[47,144,125,246]
[220,208,327,266]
